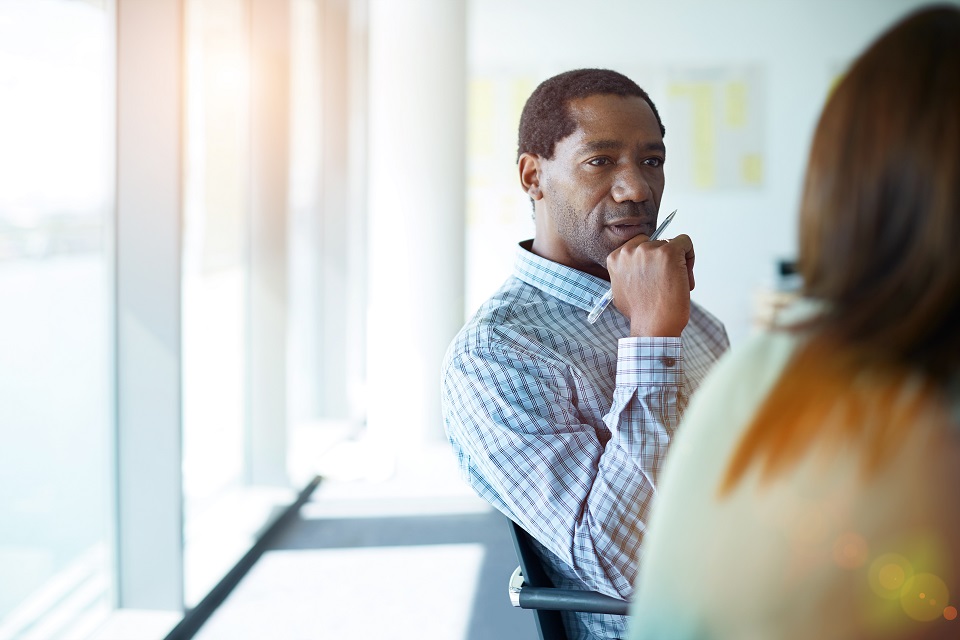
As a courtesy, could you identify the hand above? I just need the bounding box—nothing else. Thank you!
[605,233,695,337]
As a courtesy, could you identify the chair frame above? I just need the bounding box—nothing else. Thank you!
[506,518,629,639]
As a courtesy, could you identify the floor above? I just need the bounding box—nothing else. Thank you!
[191,441,537,640]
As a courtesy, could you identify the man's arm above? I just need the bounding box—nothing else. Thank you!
[442,328,691,599]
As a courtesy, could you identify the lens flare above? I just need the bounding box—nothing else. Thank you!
[868,554,913,599]
[832,531,869,569]
[900,573,949,622]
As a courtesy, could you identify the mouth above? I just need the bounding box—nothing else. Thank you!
[605,220,653,239]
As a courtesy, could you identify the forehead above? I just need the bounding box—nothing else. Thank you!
[559,94,663,154]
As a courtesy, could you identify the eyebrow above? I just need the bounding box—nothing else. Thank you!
[578,139,666,154]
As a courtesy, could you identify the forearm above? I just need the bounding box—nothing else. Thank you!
[442,339,687,599]
[565,338,685,596]
[606,337,685,460]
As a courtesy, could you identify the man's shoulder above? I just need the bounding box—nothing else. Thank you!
[448,277,534,346]
[444,276,567,368]
[461,276,532,327]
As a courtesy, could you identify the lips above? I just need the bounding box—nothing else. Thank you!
[606,220,652,239]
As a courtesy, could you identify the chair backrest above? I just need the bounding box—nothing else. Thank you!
[507,518,570,640]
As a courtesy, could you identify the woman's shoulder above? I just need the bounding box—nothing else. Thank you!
[652,304,817,506]
[684,320,802,429]
[694,297,822,402]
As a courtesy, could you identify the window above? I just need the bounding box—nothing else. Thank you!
[0,1,114,635]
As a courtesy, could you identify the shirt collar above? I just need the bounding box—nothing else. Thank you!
[513,240,610,312]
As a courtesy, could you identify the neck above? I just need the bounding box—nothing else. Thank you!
[527,238,610,281]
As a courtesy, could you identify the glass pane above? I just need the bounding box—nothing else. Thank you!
[181,0,251,607]
[0,0,114,635]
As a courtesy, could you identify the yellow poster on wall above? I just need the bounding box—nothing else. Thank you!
[664,66,765,191]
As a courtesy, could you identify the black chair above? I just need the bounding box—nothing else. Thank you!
[506,517,630,640]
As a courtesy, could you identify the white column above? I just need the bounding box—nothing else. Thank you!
[115,0,184,610]
[365,0,466,454]
[318,0,352,419]
[345,0,369,428]
[247,0,291,486]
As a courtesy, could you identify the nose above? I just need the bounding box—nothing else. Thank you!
[611,164,653,203]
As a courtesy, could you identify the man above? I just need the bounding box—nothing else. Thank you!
[441,69,728,639]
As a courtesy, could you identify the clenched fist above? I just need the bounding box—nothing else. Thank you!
[605,233,695,337]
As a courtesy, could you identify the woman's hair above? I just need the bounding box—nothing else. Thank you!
[721,5,960,493]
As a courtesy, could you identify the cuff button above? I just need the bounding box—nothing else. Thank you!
[661,356,677,367]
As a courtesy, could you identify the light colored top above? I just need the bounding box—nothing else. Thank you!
[442,241,728,640]
[629,300,960,639]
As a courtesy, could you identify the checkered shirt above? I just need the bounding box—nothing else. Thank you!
[441,242,729,639]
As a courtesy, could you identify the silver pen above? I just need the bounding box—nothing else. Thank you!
[586,209,678,324]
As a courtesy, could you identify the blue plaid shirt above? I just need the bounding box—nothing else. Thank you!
[442,242,729,639]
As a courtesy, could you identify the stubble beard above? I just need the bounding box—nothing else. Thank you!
[553,199,658,271]
[552,200,612,271]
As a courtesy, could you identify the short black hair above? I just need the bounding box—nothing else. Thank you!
[517,68,665,161]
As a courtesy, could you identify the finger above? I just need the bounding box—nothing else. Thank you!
[609,235,660,268]
[665,234,695,290]
[665,233,694,255]
[622,233,652,251]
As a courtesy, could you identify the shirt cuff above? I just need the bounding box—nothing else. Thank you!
[616,337,683,386]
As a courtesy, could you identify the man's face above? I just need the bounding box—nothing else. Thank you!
[528,94,665,279]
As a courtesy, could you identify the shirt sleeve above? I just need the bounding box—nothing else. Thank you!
[441,329,688,599]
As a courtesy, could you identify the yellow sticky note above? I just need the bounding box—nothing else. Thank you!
[725,81,747,128]
[742,153,763,185]
[511,77,537,129]
[691,84,716,190]
[468,78,495,156]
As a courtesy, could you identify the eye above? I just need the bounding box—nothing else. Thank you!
[587,157,613,167]
[644,157,664,168]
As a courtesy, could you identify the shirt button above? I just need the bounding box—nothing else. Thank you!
[661,356,677,367]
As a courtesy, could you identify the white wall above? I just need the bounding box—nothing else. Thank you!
[465,0,953,345]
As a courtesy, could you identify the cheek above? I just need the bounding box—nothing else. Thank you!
[572,184,609,211]
[653,174,666,195]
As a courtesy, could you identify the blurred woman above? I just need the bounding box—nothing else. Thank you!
[628,6,960,639]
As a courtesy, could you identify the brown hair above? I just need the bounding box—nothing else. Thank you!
[721,5,960,493]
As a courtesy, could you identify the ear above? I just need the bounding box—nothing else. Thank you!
[518,153,543,200]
